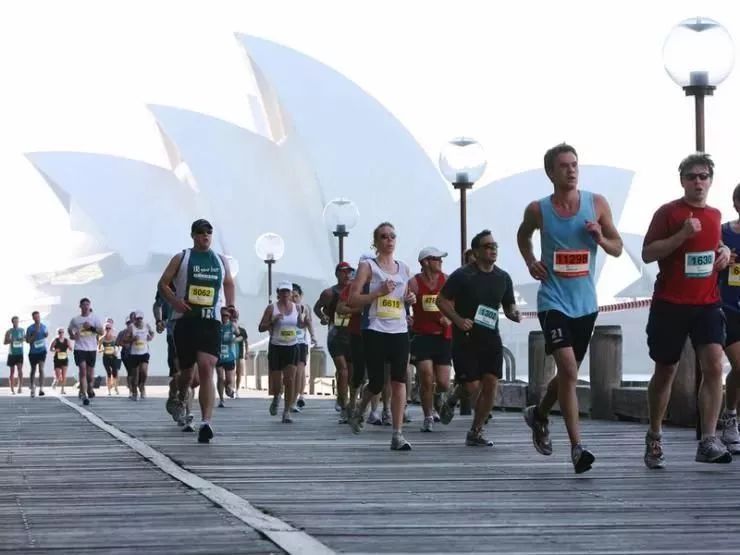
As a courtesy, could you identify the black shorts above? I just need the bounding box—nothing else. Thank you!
[6,354,22,367]
[410,334,452,366]
[538,310,597,363]
[647,300,725,364]
[350,333,366,389]
[128,353,150,367]
[102,355,121,377]
[268,343,298,372]
[167,334,178,377]
[73,350,96,368]
[725,309,740,348]
[362,330,409,394]
[452,334,503,382]
[297,343,308,365]
[53,356,69,367]
[218,360,236,371]
[28,352,47,366]
[173,318,221,370]
[328,331,351,361]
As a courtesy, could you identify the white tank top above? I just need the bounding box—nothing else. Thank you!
[130,324,151,355]
[365,258,410,334]
[270,303,299,346]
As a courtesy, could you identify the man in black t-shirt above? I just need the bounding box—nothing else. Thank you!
[437,229,521,446]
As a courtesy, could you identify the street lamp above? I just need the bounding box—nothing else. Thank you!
[663,17,735,439]
[254,232,284,303]
[663,16,735,151]
[438,137,487,265]
[323,197,359,263]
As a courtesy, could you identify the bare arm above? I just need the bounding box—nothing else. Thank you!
[436,293,472,331]
[503,302,522,323]
[313,289,333,324]
[517,201,548,281]
[349,262,386,306]
[591,194,623,257]
[221,257,236,308]
[158,253,188,312]
[258,305,274,333]
[337,298,362,315]
[3,330,10,345]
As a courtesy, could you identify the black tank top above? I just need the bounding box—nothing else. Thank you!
[53,338,70,353]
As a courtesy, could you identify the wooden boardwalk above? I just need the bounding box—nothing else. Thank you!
[2,388,740,554]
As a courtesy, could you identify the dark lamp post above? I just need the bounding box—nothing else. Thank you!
[255,232,285,303]
[323,198,359,263]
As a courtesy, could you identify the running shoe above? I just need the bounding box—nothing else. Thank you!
[269,398,279,416]
[218,400,225,408]
[282,413,293,424]
[381,409,392,426]
[696,436,732,464]
[465,429,493,447]
[349,413,365,434]
[718,412,740,455]
[420,416,434,432]
[338,408,348,424]
[644,431,665,469]
[182,422,195,432]
[571,444,595,474]
[438,397,456,425]
[523,405,553,456]
[297,396,306,408]
[390,433,412,451]
[432,410,440,423]
[38,390,45,397]
[403,408,412,423]
[82,397,90,406]
[197,423,214,444]
[367,411,382,426]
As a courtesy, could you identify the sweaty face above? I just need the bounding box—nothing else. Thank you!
[681,164,712,205]
[549,152,579,190]
[374,226,396,254]
[475,236,498,264]
[192,227,213,249]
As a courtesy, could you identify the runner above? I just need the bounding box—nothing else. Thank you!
[292,283,316,414]
[258,281,304,423]
[68,298,104,406]
[408,247,452,432]
[154,287,179,414]
[233,316,248,397]
[117,313,135,399]
[718,183,740,455]
[216,306,238,408]
[158,219,237,443]
[314,262,354,414]
[642,153,731,467]
[348,222,416,450]
[125,312,154,399]
[517,143,623,473]
[98,321,120,395]
[5,316,24,395]
[26,311,48,398]
[437,231,521,445]
[49,328,71,394]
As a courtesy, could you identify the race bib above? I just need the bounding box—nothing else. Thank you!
[279,327,297,341]
[80,330,94,337]
[685,251,714,278]
[728,264,740,286]
[104,346,115,355]
[220,345,231,357]
[56,352,67,360]
[376,295,403,319]
[333,312,349,327]
[135,340,146,348]
[473,304,499,331]
[187,285,215,306]
[553,250,590,277]
[33,339,45,349]
[11,340,22,349]
[422,294,439,312]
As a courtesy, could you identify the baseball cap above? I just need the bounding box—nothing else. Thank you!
[276,281,293,291]
[191,219,213,233]
[134,310,144,319]
[418,247,448,262]
[335,261,355,273]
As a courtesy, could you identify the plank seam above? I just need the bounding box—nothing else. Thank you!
[57,395,335,555]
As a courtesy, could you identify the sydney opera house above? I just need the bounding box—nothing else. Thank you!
[15,34,661,379]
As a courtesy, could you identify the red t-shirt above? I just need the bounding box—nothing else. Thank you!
[339,284,362,336]
[411,273,452,339]
[644,198,721,305]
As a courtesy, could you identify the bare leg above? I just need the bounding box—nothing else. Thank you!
[538,348,581,447]
[724,342,740,412]
[9,366,16,394]
[16,365,23,394]
[216,367,225,403]
[417,360,434,417]
[196,352,218,422]
[60,366,67,394]
[647,362,678,436]
[390,380,406,430]
[282,365,296,415]
[472,374,498,430]
[334,356,348,409]
[138,362,149,397]
[78,363,88,400]
[697,344,724,438]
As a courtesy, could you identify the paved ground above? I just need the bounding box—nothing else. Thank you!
[2,386,740,554]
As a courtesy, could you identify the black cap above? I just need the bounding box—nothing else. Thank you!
[191,219,213,233]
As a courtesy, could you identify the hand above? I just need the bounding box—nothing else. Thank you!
[172,298,191,313]
[682,212,701,239]
[715,245,731,271]
[406,315,414,328]
[527,260,548,281]
[585,220,604,244]
[404,291,416,305]
[319,316,330,326]
[155,321,165,334]
[456,318,474,332]
[311,338,318,348]
[507,309,522,323]
[731,249,738,265]
[378,279,396,296]
[227,305,239,320]
[439,315,452,328]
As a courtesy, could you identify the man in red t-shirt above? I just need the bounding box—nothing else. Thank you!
[408,247,453,432]
[642,152,731,468]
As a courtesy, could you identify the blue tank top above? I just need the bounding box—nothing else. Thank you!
[537,190,598,317]
[219,323,236,363]
[720,222,740,313]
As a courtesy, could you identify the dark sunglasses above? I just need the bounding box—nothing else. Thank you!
[479,242,499,250]
[195,228,213,235]
[425,256,443,262]
[682,172,710,181]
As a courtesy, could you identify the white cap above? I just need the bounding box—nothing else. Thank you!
[418,247,448,262]
[276,281,293,291]
[133,310,144,319]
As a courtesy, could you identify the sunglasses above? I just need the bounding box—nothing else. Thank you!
[479,242,499,250]
[426,257,443,262]
[195,229,213,235]
[682,172,710,181]
[379,233,396,240]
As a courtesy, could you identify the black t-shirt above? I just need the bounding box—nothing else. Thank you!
[439,264,515,345]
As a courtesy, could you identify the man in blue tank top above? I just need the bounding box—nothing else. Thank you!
[158,219,238,444]
[5,316,25,394]
[517,143,623,474]
[26,311,48,398]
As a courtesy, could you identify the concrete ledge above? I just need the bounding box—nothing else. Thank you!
[613,386,649,422]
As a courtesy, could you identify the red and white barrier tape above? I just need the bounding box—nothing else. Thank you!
[520,298,652,319]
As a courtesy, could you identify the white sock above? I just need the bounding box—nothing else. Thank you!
[726,409,737,417]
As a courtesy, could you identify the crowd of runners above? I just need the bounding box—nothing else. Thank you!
[5,144,740,473]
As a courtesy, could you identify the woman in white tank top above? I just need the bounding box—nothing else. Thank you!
[258,281,306,423]
[348,222,416,451]
[123,311,154,400]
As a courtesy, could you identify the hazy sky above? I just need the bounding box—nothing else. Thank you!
[1,0,739,308]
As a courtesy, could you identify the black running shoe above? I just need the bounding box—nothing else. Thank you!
[197,423,214,444]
